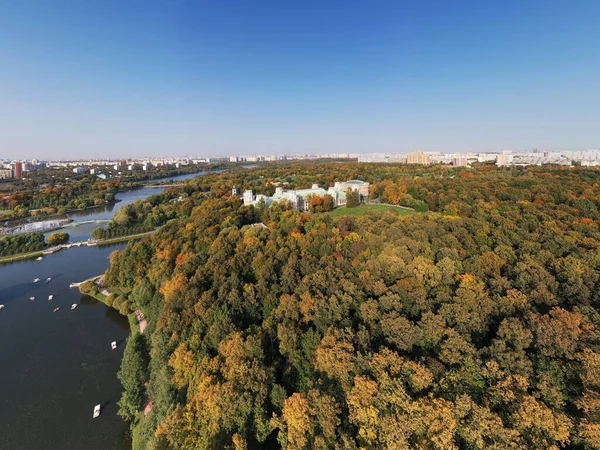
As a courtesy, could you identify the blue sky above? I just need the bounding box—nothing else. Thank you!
[0,0,599,159]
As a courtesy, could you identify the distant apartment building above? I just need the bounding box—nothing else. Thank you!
[406,150,430,165]
[242,180,370,211]
[452,156,469,167]
[496,151,514,166]
[72,167,85,174]
[12,162,23,179]
[0,168,13,179]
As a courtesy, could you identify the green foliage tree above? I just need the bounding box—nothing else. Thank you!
[346,188,360,208]
[119,301,130,315]
[47,232,69,245]
[0,232,46,256]
[117,334,149,421]
[105,293,116,307]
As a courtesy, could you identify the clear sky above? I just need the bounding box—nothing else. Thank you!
[1,0,599,159]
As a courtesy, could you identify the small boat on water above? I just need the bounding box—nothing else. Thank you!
[33,278,40,283]
[29,296,35,301]
[0,305,4,310]
[48,295,53,301]
[36,257,43,261]
[93,404,101,418]
[45,278,52,283]
[111,341,117,350]
[69,282,78,288]
[71,304,77,310]
[53,307,60,313]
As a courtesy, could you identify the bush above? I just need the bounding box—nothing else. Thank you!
[91,227,104,239]
[80,281,94,293]
[105,293,116,307]
[113,295,126,309]
[119,301,130,315]
[47,232,69,245]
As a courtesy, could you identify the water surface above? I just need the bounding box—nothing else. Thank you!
[0,245,132,450]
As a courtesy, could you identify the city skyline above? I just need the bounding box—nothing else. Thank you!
[1,1,599,159]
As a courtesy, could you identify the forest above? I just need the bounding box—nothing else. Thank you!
[102,162,600,449]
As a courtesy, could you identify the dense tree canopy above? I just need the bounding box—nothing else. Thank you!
[47,232,69,245]
[103,162,600,449]
[0,232,46,256]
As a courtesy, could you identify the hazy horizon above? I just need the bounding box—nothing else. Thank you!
[1,1,599,160]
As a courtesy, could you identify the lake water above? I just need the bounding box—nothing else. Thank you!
[0,171,213,449]
[0,244,131,450]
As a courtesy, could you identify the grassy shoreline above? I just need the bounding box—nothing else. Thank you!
[79,282,140,335]
[0,230,157,264]
[96,230,157,246]
[0,250,45,263]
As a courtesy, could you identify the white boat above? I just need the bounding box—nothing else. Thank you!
[48,295,53,301]
[93,404,101,418]
[111,341,117,350]
[71,304,77,310]
[36,257,43,261]
[29,296,35,301]
[33,278,40,283]
[45,278,52,283]
[0,305,4,310]
[53,307,60,313]
[69,283,78,288]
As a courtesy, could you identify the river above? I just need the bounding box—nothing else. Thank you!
[51,170,207,242]
[0,171,208,449]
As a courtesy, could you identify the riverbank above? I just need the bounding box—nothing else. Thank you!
[0,230,157,265]
[96,230,157,246]
[79,279,141,335]
[0,200,121,229]
[0,250,44,264]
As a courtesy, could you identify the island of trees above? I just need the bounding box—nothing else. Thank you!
[97,162,600,449]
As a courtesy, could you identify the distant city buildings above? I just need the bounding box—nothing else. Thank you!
[13,162,23,179]
[407,150,430,165]
[5,149,600,180]
[242,180,370,211]
[452,156,469,167]
[496,151,514,166]
[357,153,407,163]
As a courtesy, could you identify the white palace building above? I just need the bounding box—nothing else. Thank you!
[242,180,370,211]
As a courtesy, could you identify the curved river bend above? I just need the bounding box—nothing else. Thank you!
[0,171,205,449]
